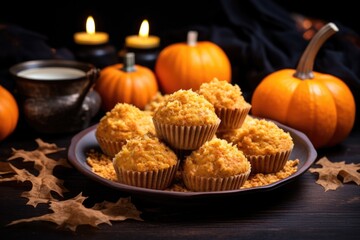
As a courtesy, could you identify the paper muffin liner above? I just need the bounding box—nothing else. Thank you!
[114,161,180,190]
[96,136,127,158]
[153,119,220,150]
[216,105,251,132]
[182,169,251,192]
[246,149,292,174]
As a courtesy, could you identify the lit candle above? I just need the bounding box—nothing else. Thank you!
[74,16,109,45]
[125,19,160,49]
[73,16,117,68]
[119,19,160,70]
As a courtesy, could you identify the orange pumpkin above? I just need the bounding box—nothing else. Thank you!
[251,23,356,148]
[155,31,231,94]
[94,52,159,111]
[0,84,19,141]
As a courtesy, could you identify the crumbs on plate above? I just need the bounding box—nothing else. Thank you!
[86,149,299,191]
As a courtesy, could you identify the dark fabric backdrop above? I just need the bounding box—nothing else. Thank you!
[1,0,359,128]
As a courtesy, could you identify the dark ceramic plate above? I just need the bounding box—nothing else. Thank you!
[67,120,317,203]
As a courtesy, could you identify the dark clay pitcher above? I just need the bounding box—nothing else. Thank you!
[9,59,101,134]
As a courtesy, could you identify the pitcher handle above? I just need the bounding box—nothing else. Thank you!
[76,67,100,107]
[87,67,101,85]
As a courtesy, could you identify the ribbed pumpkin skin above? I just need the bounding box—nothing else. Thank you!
[0,85,19,141]
[251,69,356,148]
[155,41,231,94]
[94,63,158,111]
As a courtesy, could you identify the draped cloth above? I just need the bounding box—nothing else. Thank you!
[0,24,74,90]
[1,0,359,128]
[164,0,360,128]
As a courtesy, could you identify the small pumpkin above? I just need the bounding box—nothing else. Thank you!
[0,84,19,141]
[94,52,159,111]
[155,31,231,94]
[251,23,356,148]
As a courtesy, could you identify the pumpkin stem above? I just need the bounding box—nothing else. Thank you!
[294,22,338,80]
[122,52,136,72]
[187,31,198,46]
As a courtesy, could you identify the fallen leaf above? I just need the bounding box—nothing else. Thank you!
[1,138,71,206]
[8,193,143,231]
[309,156,360,191]
[0,162,14,174]
[2,139,143,231]
[0,164,62,205]
[8,138,71,175]
[92,197,143,222]
[8,193,112,231]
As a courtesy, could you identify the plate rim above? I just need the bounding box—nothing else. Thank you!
[67,120,317,199]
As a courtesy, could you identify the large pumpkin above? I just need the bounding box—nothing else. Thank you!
[251,23,356,148]
[94,52,158,111]
[0,84,19,141]
[155,31,231,94]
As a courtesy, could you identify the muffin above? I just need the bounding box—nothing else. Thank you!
[96,103,155,157]
[144,92,170,115]
[221,117,294,173]
[182,137,251,192]
[113,134,179,190]
[152,89,220,150]
[198,78,251,131]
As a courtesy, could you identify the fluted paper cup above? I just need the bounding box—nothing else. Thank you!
[216,105,251,132]
[182,169,251,192]
[153,119,220,150]
[114,161,180,190]
[96,137,127,158]
[246,149,292,174]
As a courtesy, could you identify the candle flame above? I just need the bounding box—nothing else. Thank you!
[86,16,96,35]
[139,19,149,38]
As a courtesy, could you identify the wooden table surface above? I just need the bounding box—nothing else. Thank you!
[1,121,359,240]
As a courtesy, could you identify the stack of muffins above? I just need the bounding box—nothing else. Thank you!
[96,103,179,190]
[96,103,156,158]
[220,116,294,174]
[152,89,220,150]
[196,78,293,174]
[113,134,179,190]
[197,78,251,132]
[95,78,294,192]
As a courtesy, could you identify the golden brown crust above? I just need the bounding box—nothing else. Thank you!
[113,134,178,172]
[96,103,155,141]
[144,92,169,114]
[221,117,294,155]
[198,78,250,109]
[182,138,251,178]
[153,89,219,126]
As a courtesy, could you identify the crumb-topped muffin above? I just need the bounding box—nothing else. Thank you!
[153,89,219,126]
[96,103,155,157]
[198,78,251,131]
[182,137,251,191]
[144,92,169,114]
[221,117,294,173]
[152,89,220,150]
[113,134,179,189]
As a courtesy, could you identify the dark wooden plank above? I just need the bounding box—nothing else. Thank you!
[1,129,359,240]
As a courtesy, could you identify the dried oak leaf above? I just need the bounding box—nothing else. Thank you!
[92,197,143,222]
[309,156,360,191]
[0,161,14,174]
[8,193,143,231]
[0,138,71,206]
[2,139,143,230]
[8,138,71,174]
[0,164,60,206]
